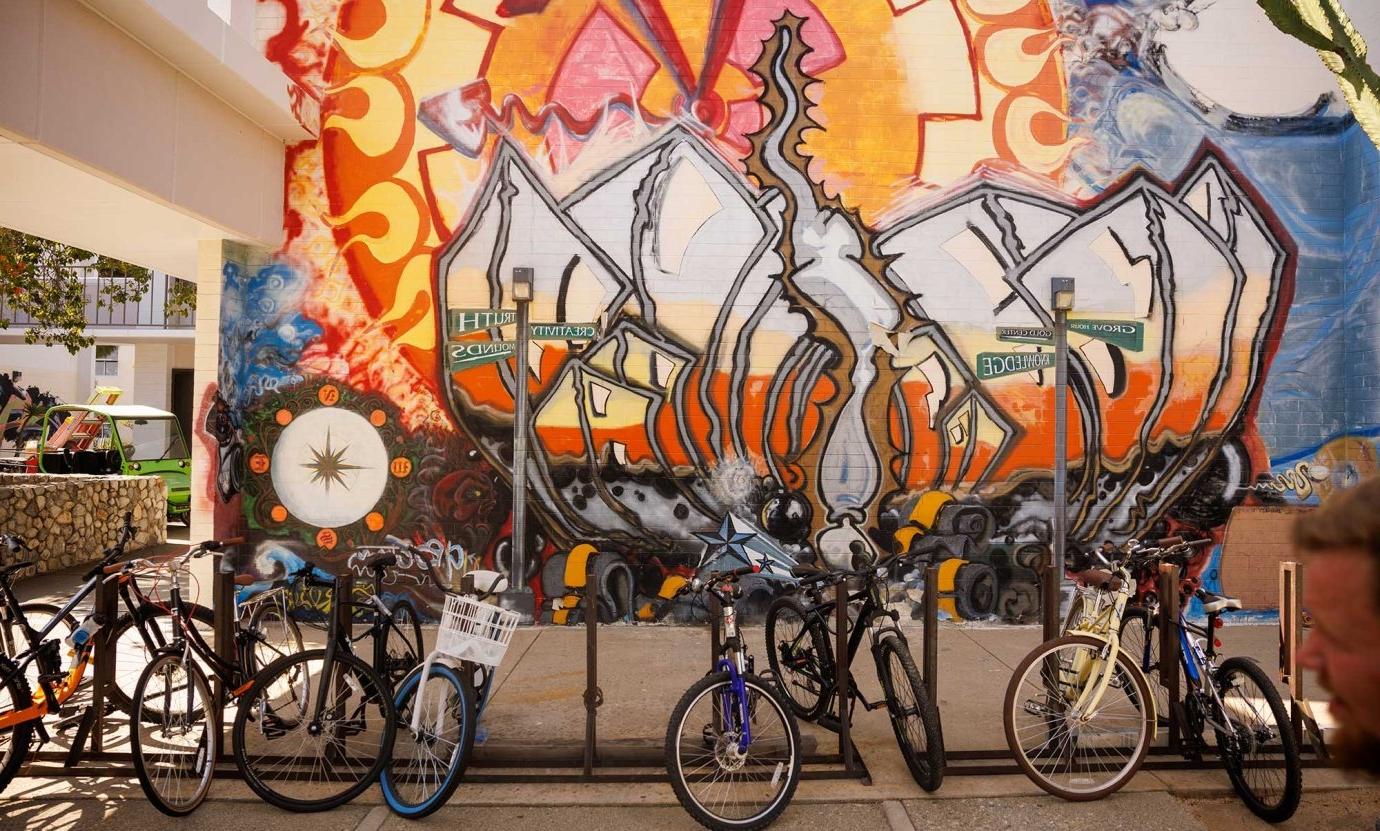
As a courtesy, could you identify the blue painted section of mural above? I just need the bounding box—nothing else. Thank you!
[218,261,320,410]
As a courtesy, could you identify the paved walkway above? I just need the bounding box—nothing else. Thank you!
[2,542,1376,830]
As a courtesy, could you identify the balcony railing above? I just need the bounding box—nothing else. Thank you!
[0,270,195,330]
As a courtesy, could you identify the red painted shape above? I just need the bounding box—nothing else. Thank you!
[548,8,659,123]
[696,0,748,101]
[623,0,699,95]
[727,0,845,76]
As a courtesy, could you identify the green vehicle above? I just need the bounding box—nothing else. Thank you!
[38,404,191,524]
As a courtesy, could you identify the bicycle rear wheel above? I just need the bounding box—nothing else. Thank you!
[764,596,832,722]
[381,661,476,818]
[233,648,396,812]
[0,656,34,797]
[1117,607,1169,721]
[248,601,304,674]
[875,634,944,791]
[380,600,423,690]
[131,651,217,816]
[1214,657,1302,822]
[2,604,77,694]
[1004,634,1152,801]
[108,603,215,717]
[665,671,801,831]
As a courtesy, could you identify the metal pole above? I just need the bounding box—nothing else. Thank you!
[505,291,536,623]
[1158,563,1181,753]
[583,560,598,775]
[923,563,939,708]
[1045,307,1069,641]
[835,580,853,770]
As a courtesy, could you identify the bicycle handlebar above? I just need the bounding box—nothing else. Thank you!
[677,563,761,597]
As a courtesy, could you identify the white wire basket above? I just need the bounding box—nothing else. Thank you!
[435,593,520,666]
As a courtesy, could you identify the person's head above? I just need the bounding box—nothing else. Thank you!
[1294,475,1380,773]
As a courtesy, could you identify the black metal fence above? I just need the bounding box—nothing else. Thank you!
[0,269,194,329]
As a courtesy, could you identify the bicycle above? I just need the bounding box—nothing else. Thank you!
[379,534,516,819]
[666,563,801,831]
[764,553,944,791]
[120,543,397,815]
[1116,544,1303,822]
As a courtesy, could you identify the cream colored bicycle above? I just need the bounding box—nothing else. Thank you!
[1002,539,1166,801]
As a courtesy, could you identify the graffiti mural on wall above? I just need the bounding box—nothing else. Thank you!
[231,0,1364,621]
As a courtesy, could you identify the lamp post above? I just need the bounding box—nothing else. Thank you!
[503,266,537,623]
[1045,277,1075,642]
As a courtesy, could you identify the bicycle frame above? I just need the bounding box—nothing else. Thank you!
[1063,570,1159,736]
[717,595,753,753]
[0,570,103,726]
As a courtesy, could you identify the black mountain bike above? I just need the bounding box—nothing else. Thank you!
[765,554,945,791]
[120,543,397,815]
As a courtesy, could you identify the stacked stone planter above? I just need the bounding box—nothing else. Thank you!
[0,474,166,577]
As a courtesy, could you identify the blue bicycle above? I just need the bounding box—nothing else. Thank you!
[665,564,801,830]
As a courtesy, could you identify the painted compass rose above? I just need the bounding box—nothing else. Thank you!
[270,407,388,528]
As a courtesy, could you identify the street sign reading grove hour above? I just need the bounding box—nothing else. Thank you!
[447,341,515,371]
[1068,319,1145,352]
[996,326,1055,345]
[448,308,515,336]
[530,322,597,340]
[975,351,1055,380]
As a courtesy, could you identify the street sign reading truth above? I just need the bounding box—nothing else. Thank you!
[975,351,1055,380]
[530,322,597,340]
[1068,319,1145,352]
[448,308,515,336]
[996,326,1054,345]
[447,341,515,371]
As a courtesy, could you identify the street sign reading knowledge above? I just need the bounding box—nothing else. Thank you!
[975,351,1055,380]
[447,341,515,371]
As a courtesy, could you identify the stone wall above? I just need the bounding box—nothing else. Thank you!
[0,474,166,576]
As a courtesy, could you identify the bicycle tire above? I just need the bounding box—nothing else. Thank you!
[1003,634,1153,801]
[1213,657,1302,822]
[130,650,217,816]
[107,603,215,716]
[1117,607,1169,721]
[763,596,832,722]
[665,671,801,831]
[248,601,304,674]
[3,603,78,693]
[0,655,33,797]
[233,648,397,812]
[380,600,423,690]
[381,661,476,818]
[875,633,944,792]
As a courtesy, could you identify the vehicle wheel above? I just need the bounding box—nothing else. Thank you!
[875,634,945,791]
[953,562,997,620]
[1214,657,1302,822]
[763,596,832,722]
[3,604,77,693]
[665,671,801,831]
[0,656,34,796]
[1117,607,1170,721]
[1004,634,1153,801]
[107,603,215,717]
[131,650,217,816]
[382,662,476,818]
[380,600,423,690]
[233,648,396,812]
[247,601,303,674]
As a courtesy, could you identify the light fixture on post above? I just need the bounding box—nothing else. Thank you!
[1045,276,1074,641]
[503,266,537,622]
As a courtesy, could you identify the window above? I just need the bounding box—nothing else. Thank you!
[95,345,118,376]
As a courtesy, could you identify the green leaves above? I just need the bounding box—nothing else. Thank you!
[0,227,192,354]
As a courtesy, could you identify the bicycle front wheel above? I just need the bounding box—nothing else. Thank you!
[875,634,944,791]
[666,671,801,831]
[1214,657,1302,822]
[381,661,476,818]
[1004,634,1152,801]
[763,596,832,722]
[233,648,397,812]
[131,651,217,816]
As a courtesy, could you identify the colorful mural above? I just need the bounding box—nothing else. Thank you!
[228,0,1374,621]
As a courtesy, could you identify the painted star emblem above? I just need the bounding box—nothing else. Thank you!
[694,515,758,569]
[301,427,366,493]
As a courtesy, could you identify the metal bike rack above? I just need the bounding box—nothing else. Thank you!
[1158,562,1183,753]
[1279,561,1328,760]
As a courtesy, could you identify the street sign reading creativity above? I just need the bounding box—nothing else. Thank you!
[975,351,1055,380]
[996,326,1054,345]
[1069,319,1144,352]
[448,308,515,336]
[530,322,597,340]
[447,341,515,371]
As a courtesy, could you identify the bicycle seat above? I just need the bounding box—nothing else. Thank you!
[1197,589,1242,614]
[367,552,397,571]
[0,560,34,580]
[790,563,824,579]
[464,569,507,596]
[1070,568,1122,591]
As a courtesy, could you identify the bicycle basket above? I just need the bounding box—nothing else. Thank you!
[435,593,519,666]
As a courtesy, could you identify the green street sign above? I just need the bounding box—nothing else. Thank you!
[1068,319,1144,352]
[996,326,1054,345]
[530,322,597,340]
[448,308,515,336]
[447,341,515,371]
[975,351,1054,380]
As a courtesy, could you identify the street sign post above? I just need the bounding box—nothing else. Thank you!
[974,350,1054,380]
[1068,319,1144,352]
[530,322,597,340]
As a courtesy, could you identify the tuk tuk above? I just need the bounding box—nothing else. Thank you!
[38,404,191,524]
